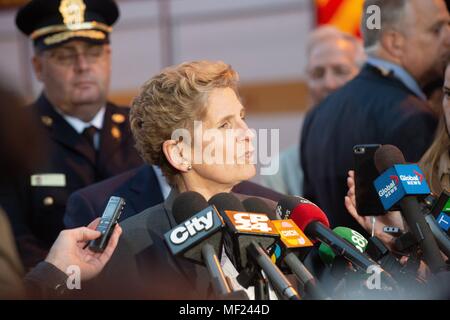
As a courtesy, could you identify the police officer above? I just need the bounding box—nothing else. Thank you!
[1,0,143,269]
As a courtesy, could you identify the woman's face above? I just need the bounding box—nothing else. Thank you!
[188,87,256,186]
[444,65,450,134]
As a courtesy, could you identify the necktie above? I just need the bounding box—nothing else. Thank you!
[82,125,98,150]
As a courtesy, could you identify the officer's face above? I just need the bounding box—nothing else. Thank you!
[33,40,111,120]
[400,0,450,86]
[307,39,362,105]
[443,64,450,134]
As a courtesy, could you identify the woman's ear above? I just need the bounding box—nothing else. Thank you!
[162,140,192,173]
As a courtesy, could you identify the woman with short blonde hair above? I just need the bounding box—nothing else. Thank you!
[130,60,255,200]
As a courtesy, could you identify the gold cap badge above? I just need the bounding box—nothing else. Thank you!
[59,0,86,27]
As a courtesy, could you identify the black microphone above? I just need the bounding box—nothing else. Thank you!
[373,145,447,273]
[209,193,300,300]
[243,197,328,300]
[164,191,231,297]
[208,193,279,272]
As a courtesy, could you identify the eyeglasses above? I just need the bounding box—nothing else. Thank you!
[46,45,109,66]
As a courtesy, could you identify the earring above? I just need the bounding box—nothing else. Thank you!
[183,160,192,171]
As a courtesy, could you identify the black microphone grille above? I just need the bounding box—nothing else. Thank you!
[242,197,272,214]
[208,192,245,212]
[172,191,209,224]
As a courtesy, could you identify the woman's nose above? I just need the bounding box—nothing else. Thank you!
[236,121,255,142]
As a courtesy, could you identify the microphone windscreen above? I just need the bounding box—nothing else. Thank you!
[276,195,314,219]
[242,197,272,214]
[172,191,209,224]
[374,144,406,173]
[319,227,368,265]
[289,202,330,232]
[208,192,245,212]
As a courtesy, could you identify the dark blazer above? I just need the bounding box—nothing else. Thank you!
[64,164,283,228]
[84,190,279,299]
[64,165,164,228]
[0,94,143,269]
[300,64,438,234]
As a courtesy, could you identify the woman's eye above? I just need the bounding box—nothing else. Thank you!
[219,122,231,129]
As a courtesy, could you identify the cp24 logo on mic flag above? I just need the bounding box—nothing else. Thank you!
[164,205,224,256]
[373,164,430,210]
[223,211,279,235]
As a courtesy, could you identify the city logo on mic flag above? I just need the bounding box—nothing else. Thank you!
[271,220,313,249]
[164,205,224,256]
[315,0,364,37]
[374,164,431,210]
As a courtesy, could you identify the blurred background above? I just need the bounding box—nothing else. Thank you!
[0,0,363,181]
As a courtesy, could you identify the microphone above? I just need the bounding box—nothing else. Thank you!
[242,198,277,217]
[209,193,300,300]
[425,192,450,258]
[209,193,279,272]
[243,197,328,300]
[373,145,447,273]
[164,191,231,296]
[319,227,416,285]
[318,227,368,266]
[246,240,300,300]
[276,196,372,269]
[276,195,398,288]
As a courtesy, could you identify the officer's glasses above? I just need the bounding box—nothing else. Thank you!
[46,45,108,66]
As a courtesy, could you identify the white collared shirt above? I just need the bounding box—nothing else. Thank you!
[220,249,279,300]
[59,107,106,150]
[152,165,171,199]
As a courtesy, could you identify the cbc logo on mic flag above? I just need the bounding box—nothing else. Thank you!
[272,220,313,248]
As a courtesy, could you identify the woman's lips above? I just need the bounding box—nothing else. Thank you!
[74,81,96,87]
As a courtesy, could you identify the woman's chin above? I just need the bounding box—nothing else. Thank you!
[238,163,256,180]
[217,163,256,184]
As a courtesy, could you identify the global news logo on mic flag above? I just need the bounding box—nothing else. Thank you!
[164,205,224,256]
[374,164,430,210]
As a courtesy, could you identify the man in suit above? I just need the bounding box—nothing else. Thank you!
[300,0,450,233]
[64,164,283,228]
[262,26,366,196]
[1,0,143,269]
